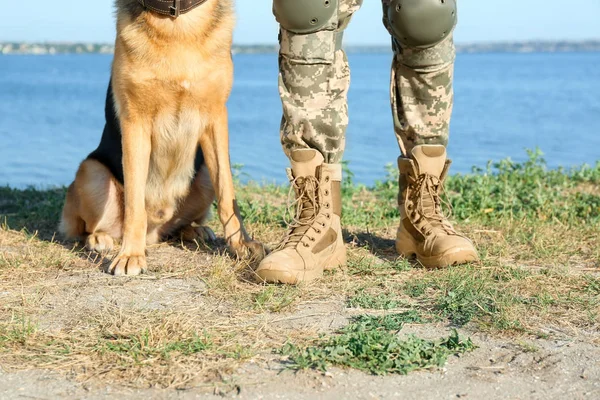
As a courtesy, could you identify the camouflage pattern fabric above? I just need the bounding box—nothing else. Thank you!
[381,1,456,156]
[277,0,456,162]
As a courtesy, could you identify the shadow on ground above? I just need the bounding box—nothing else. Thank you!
[344,229,399,262]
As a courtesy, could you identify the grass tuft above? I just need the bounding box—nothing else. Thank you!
[97,330,213,362]
[253,286,299,312]
[282,326,474,375]
[347,288,406,310]
[348,311,426,331]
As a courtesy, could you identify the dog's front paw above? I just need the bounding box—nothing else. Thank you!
[107,253,147,276]
[229,239,268,262]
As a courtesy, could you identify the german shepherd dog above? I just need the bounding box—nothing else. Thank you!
[60,0,265,275]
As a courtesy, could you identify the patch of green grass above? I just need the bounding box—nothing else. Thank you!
[0,187,66,236]
[389,258,412,272]
[347,289,406,310]
[282,327,474,375]
[490,266,533,282]
[281,295,464,376]
[224,343,256,361]
[0,318,36,347]
[446,149,600,224]
[97,330,212,362]
[515,341,540,353]
[346,257,381,276]
[347,257,413,277]
[338,162,400,228]
[405,265,525,328]
[404,265,600,332]
[349,311,426,331]
[237,196,287,226]
[403,279,429,298]
[253,286,299,312]
[585,275,600,295]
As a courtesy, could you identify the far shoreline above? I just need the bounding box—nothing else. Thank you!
[1,40,600,56]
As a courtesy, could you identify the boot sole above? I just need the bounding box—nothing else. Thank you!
[397,244,478,269]
[417,249,478,268]
[256,249,347,285]
[396,226,479,268]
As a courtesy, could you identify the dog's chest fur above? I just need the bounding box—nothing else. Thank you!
[145,102,205,224]
[112,0,233,225]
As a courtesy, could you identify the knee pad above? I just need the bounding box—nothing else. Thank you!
[273,0,338,34]
[386,0,457,48]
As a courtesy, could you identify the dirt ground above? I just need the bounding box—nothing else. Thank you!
[1,229,599,399]
[1,321,599,399]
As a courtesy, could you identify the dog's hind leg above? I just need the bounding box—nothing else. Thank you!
[199,108,266,261]
[161,164,216,242]
[60,183,85,239]
[60,159,123,253]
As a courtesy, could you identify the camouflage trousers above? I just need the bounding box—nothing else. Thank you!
[277,0,456,163]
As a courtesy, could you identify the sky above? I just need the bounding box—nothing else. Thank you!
[2,0,599,45]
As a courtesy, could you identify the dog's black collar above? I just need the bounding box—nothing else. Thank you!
[137,0,209,18]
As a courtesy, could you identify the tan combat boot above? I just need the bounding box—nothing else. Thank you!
[396,144,478,268]
[256,149,346,284]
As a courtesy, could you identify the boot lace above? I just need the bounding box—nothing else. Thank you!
[278,175,327,249]
[407,173,456,236]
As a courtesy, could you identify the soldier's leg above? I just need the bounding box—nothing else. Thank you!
[256,0,363,284]
[382,0,479,268]
[276,0,363,164]
[382,0,456,154]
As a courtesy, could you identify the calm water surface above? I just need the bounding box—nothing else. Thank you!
[1,52,599,188]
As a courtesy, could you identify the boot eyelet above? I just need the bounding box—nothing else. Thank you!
[303,243,309,247]
[325,176,330,183]
[325,202,330,209]
[315,229,321,234]
[309,237,316,242]
[324,190,330,196]
[326,214,331,219]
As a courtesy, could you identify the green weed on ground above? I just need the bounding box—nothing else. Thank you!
[347,288,407,310]
[349,311,428,331]
[281,320,474,375]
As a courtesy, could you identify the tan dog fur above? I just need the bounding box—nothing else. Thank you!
[60,0,264,275]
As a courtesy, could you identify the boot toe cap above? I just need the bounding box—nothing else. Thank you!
[425,236,479,268]
[255,251,306,284]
